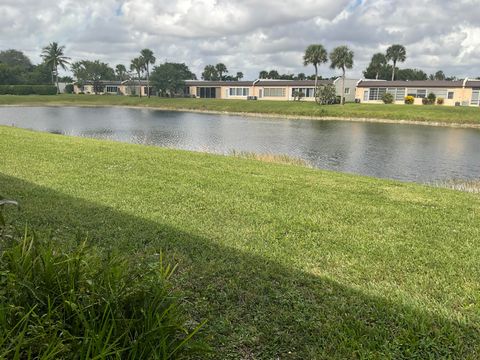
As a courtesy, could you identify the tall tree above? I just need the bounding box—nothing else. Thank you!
[140,49,155,98]
[385,44,406,81]
[258,70,268,79]
[215,63,228,80]
[130,57,144,97]
[297,73,306,80]
[41,42,70,93]
[268,70,280,79]
[0,49,32,70]
[151,62,196,96]
[329,45,354,105]
[71,60,115,94]
[236,72,244,80]
[115,64,128,81]
[303,44,328,94]
[369,53,387,79]
[201,65,218,80]
[431,70,446,80]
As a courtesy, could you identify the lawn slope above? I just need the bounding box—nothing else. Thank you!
[1,94,480,125]
[1,126,479,358]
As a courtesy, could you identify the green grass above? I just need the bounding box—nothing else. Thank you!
[1,126,480,358]
[1,94,480,124]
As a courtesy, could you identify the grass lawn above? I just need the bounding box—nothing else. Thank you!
[1,94,480,125]
[1,126,480,358]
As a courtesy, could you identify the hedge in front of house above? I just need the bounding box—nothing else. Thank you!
[0,85,57,95]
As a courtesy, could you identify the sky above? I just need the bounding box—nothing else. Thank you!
[1,0,479,79]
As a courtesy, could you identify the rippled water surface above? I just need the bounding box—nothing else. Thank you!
[1,106,479,183]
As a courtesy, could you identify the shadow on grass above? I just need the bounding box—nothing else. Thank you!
[1,173,478,359]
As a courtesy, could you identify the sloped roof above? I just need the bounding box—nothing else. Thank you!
[466,80,480,88]
[357,80,465,88]
[185,80,254,87]
[256,79,333,86]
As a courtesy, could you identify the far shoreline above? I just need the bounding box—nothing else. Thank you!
[1,102,480,129]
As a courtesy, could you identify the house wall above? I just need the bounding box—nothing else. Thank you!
[355,86,474,106]
[334,78,358,102]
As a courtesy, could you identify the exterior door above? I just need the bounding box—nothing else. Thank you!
[259,89,263,98]
[363,90,369,101]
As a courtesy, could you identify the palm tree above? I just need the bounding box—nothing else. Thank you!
[329,45,354,105]
[236,72,244,80]
[41,42,70,94]
[386,44,406,81]
[130,57,144,97]
[115,64,127,81]
[140,49,155,98]
[215,63,228,80]
[303,44,328,96]
[370,53,387,80]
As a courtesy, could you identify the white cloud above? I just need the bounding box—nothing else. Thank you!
[0,0,479,79]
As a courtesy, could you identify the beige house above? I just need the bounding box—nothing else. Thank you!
[73,80,152,97]
[185,78,360,102]
[356,79,480,106]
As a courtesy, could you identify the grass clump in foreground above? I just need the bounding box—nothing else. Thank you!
[1,126,480,358]
[0,204,207,359]
[1,94,480,124]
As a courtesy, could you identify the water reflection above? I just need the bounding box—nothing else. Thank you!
[1,106,479,183]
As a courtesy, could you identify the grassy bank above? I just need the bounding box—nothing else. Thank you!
[1,94,480,125]
[1,126,480,358]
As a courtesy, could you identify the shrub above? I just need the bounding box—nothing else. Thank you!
[65,84,74,94]
[427,92,436,104]
[437,97,444,105]
[0,85,57,95]
[382,92,394,104]
[316,84,337,105]
[422,97,429,105]
[0,205,208,359]
[404,95,414,104]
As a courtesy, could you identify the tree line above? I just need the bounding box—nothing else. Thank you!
[0,42,470,98]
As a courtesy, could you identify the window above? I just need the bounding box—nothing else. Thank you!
[407,89,427,98]
[229,88,249,96]
[368,88,386,101]
[386,88,405,101]
[292,88,315,98]
[264,88,286,97]
[471,89,480,105]
[448,91,454,99]
[427,89,447,99]
[106,86,118,93]
[344,88,350,95]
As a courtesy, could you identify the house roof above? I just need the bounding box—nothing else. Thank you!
[256,79,334,86]
[184,79,335,87]
[466,80,480,88]
[185,80,255,87]
[122,80,150,86]
[357,80,465,88]
[74,80,123,86]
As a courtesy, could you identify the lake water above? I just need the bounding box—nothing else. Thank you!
[1,106,479,183]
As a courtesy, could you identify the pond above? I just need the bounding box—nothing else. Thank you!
[1,106,479,183]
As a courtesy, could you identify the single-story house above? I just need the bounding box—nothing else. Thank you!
[356,79,480,106]
[185,78,360,102]
[73,80,153,97]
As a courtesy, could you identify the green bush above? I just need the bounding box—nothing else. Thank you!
[382,92,394,104]
[0,85,57,95]
[427,92,436,105]
[0,205,208,359]
[65,84,74,94]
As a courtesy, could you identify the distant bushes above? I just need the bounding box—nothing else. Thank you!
[437,97,444,105]
[0,201,208,359]
[0,85,57,95]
